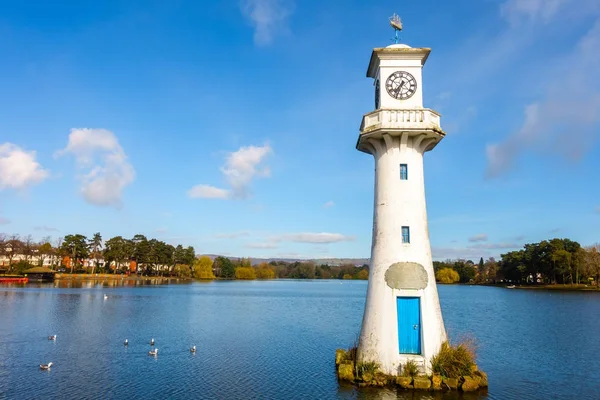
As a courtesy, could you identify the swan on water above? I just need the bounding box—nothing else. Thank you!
[48,335,57,340]
[124,339,128,346]
[104,294,108,299]
[190,345,196,353]
[40,362,53,370]
[148,348,158,356]
[150,338,155,346]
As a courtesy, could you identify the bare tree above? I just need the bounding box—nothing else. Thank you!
[54,237,64,268]
[584,244,600,286]
[22,235,37,264]
[0,233,6,269]
[38,236,54,267]
[6,234,22,273]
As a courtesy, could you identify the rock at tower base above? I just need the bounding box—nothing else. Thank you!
[334,347,489,392]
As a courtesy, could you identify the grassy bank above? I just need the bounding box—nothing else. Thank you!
[54,273,188,281]
[512,284,600,292]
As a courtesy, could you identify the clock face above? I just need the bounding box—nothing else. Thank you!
[375,80,380,109]
[385,71,417,100]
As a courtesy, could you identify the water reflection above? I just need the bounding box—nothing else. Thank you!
[51,278,189,288]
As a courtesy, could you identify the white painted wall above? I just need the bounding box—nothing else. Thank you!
[356,43,447,375]
[357,133,446,375]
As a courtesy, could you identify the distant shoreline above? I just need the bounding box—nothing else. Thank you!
[471,283,600,292]
[54,273,187,281]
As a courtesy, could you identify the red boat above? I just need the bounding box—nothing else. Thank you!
[0,277,28,283]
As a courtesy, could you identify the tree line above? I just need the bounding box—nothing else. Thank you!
[0,232,195,276]
[434,238,600,286]
[177,256,370,281]
[0,232,370,280]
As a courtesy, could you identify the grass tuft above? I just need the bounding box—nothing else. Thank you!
[402,359,419,377]
[430,339,477,378]
[356,361,380,377]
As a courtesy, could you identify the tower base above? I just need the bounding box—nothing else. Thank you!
[335,347,488,392]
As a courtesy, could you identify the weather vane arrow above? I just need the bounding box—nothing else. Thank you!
[389,13,403,44]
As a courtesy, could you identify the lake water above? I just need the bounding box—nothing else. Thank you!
[0,280,599,399]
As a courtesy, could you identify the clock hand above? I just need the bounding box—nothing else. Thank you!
[396,80,405,95]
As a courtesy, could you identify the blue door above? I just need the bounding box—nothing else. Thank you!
[397,297,421,354]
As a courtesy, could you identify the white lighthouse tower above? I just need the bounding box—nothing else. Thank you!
[356,16,447,375]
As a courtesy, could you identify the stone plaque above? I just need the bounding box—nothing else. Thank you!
[384,262,428,290]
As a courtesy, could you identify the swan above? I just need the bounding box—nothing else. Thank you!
[40,362,53,370]
[124,339,128,346]
[148,348,158,356]
[190,345,196,353]
[104,294,108,299]
[150,338,155,346]
[48,335,57,340]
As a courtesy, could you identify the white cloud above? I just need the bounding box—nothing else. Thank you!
[0,143,49,190]
[246,242,279,249]
[323,200,335,208]
[189,144,272,200]
[56,128,135,207]
[467,242,519,250]
[240,0,294,46]
[214,231,251,239]
[34,225,59,232]
[277,232,355,244]
[501,0,569,24]
[0,216,10,225]
[468,233,488,243]
[500,0,599,25]
[188,184,230,199]
[433,242,519,260]
[432,246,491,260]
[486,15,600,177]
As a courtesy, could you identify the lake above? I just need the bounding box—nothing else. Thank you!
[0,280,599,399]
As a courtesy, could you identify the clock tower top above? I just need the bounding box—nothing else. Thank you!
[368,44,431,110]
[356,17,444,154]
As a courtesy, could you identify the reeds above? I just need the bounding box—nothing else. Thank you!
[430,339,477,378]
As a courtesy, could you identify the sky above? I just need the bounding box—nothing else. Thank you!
[0,0,599,261]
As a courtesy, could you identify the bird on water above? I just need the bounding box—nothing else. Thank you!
[150,338,155,346]
[40,362,53,370]
[124,339,128,346]
[148,348,158,356]
[48,335,57,341]
[190,345,196,353]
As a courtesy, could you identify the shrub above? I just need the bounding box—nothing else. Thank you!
[255,263,276,279]
[12,261,35,275]
[235,267,256,280]
[354,269,369,280]
[430,340,477,378]
[402,359,419,377]
[193,256,215,280]
[342,273,353,280]
[173,264,192,279]
[436,268,460,284]
[356,361,379,377]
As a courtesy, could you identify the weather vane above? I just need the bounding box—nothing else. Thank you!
[389,13,403,44]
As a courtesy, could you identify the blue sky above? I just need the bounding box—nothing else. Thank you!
[0,0,599,260]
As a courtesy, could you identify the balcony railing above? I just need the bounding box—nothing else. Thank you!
[360,108,442,134]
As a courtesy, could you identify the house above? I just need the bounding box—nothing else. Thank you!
[23,267,56,282]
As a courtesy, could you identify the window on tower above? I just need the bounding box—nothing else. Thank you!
[402,226,410,244]
[400,164,408,180]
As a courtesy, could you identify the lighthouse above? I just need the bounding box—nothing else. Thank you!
[356,16,447,375]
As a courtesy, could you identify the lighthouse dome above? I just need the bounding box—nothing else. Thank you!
[385,43,411,49]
